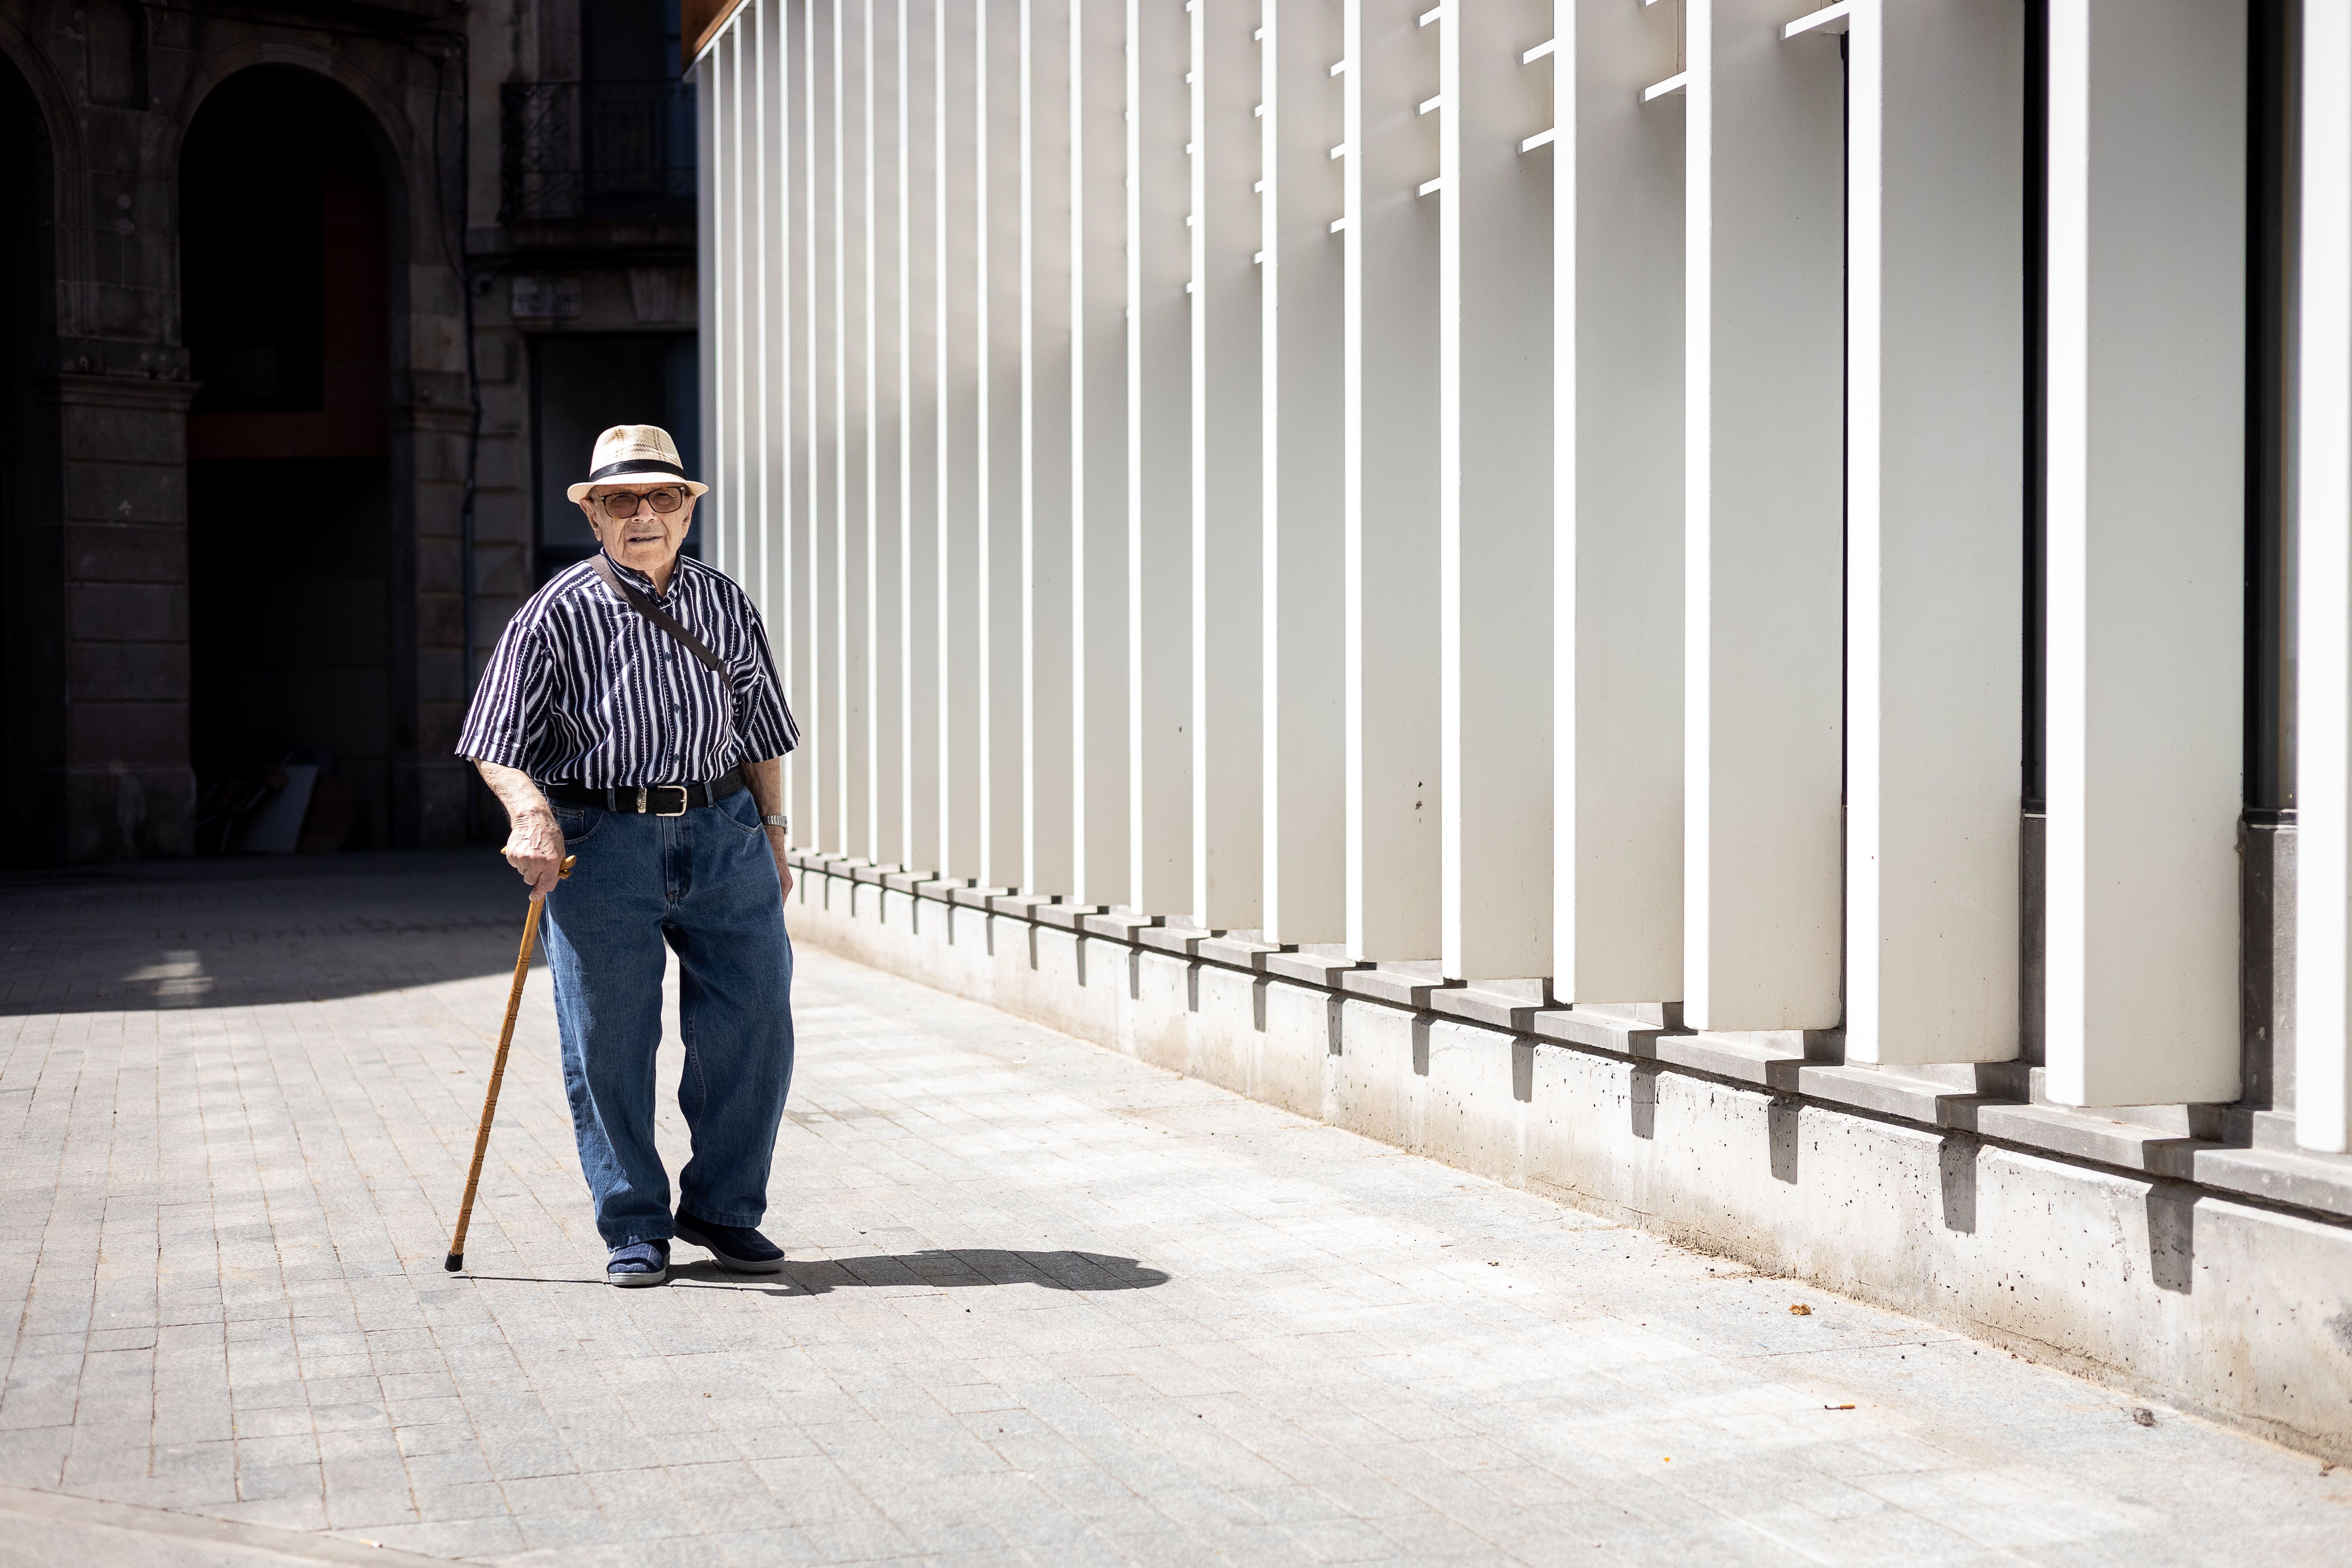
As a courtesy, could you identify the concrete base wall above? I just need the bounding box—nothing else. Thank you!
[785,866,2352,1463]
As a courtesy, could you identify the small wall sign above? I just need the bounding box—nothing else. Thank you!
[511,276,582,319]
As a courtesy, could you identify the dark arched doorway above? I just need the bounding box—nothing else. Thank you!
[182,67,393,851]
[0,50,58,861]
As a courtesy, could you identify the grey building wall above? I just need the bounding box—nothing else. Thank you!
[0,0,698,864]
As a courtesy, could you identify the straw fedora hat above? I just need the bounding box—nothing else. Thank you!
[566,424,708,503]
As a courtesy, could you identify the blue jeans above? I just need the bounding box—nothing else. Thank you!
[540,786,794,1250]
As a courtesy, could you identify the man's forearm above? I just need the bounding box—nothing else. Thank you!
[475,760,564,896]
[746,756,784,823]
[476,760,554,828]
[745,756,794,897]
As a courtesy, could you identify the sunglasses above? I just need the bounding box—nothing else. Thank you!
[594,487,688,518]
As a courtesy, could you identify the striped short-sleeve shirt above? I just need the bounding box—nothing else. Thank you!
[456,551,799,788]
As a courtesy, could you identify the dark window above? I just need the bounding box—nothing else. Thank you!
[183,71,376,414]
[501,6,693,225]
[584,0,683,83]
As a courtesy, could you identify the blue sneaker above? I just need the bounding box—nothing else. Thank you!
[674,1213,786,1274]
[607,1239,669,1287]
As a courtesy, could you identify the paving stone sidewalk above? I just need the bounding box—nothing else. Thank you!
[0,853,2346,1567]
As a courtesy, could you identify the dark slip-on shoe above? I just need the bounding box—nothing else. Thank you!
[607,1239,670,1287]
[673,1214,786,1274]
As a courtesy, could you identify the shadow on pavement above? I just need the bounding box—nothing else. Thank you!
[464,1249,1173,1295]
[0,850,538,1016]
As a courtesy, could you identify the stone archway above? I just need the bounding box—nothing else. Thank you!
[180,66,396,852]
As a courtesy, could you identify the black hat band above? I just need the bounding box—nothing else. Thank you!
[588,458,689,481]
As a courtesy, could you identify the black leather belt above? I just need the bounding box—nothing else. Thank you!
[540,765,747,817]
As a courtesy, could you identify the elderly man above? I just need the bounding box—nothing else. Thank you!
[458,425,798,1287]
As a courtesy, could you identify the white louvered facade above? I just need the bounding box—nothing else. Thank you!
[691,0,2352,1163]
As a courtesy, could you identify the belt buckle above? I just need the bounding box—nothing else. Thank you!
[652,785,689,817]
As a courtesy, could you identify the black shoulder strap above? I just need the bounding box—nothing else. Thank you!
[590,555,727,676]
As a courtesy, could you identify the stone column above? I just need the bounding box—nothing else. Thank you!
[43,372,199,861]
[1128,0,1194,917]
[1553,0,1683,1008]
[2297,0,2352,1153]
[1261,0,1347,947]
[808,0,841,854]
[1022,0,1076,898]
[867,0,905,870]
[900,0,942,876]
[1439,0,1551,982]
[391,384,474,851]
[2042,0,2244,1107]
[1190,0,1263,931]
[754,2,785,641]
[788,0,822,844]
[936,0,984,881]
[1070,0,1129,910]
[1342,0,1441,963]
[978,0,1027,887]
[706,29,735,585]
[711,10,746,643]
[1843,0,2025,1066]
[835,0,872,859]
[1680,0,1845,1032]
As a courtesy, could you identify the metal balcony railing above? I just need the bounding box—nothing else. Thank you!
[500,79,695,224]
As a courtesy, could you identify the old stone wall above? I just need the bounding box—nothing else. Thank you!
[0,0,699,864]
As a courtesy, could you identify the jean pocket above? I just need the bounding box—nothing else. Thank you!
[713,789,764,837]
[553,805,602,845]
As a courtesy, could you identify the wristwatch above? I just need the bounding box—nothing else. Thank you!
[761,813,789,833]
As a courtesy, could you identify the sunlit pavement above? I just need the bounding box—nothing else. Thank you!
[0,853,2343,1566]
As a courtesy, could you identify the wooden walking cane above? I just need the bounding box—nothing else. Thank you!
[445,854,575,1273]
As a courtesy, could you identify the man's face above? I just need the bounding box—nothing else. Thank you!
[581,483,696,578]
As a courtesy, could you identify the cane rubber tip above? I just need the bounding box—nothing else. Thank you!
[444,1253,464,1272]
